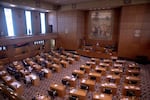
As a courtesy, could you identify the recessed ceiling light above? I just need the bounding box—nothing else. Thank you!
[31,8,35,10]
[10,4,16,7]
[45,10,50,12]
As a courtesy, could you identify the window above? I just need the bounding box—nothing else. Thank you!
[0,46,7,51]
[33,40,44,45]
[40,13,46,34]
[4,8,14,36]
[25,11,32,35]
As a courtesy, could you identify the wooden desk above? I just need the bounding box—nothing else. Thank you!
[106,74,120,84]
[60,60,69,68]
[123,84,141,97]
[0,83,24,100]
[125,76,140,85]
[51,64,61,72]
[115,60,126,64]
[0,70,7,76]
[9,81,23,95]
[20,69,30,76]
[99,63,110,70]
[62,76,77,87]
[37,58,45,64]
[101,82,117,95]
[80,65,91,73]
[46,55,52,61]
[88,72,101,82]
[120,96,139,100]
[60,55,67,60]
[86,61,96,69]
[65,52,73,57]
[2,75,14,84]
[27,60,36,66]
[95,66,106,75]
[45,61,52,68]
[0,65,4,70]
[15,65,24,70]
[77,49,115,59]
[33,64,42,71]
[41,68,51,78]
[73,55,80,61]
[128,63,140,70]
[35,94,51,100]
[54,53,60,58]
[28,74,40,86]
[69,88,87,100]
[110,68,123,76]
[113,63,123,69]
[72,70,85,79]
[67,57,75,64]
[81,79,96,91]
[50,83,66,97]
[103,59,113,64]
[93,93,112,100]
[53,58,60,64]
[127,69,140,76]
[13,61,19,66]
[91,58,100,65]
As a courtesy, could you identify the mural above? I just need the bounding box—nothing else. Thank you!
[89,10,113,40]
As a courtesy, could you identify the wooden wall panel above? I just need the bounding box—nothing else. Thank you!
[118,4,150,60]
[56,11,85,50]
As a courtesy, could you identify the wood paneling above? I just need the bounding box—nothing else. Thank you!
[118,4,150,60]
[0,34,58,64]
[57,11,85,50]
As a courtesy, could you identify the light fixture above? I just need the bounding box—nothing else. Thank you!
[31,8,35,10]
[45,10,50,12]
[10,4,16,7]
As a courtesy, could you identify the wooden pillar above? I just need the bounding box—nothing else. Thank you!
[6,45,15,62]
[44,40,51,53]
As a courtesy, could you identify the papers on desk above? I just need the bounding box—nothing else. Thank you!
[114,63,123,67]
[4,75,12,81]
[81,79,86,83]
[10,81,21,88]
[70,89,76,93]
[124,85,140,90]
[54,84,58,87]
[100,94,105,97]
[101,83,116,87]
[29,74,37,80]
[42,68,49,73]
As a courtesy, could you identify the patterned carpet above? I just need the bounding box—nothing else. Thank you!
[22,56,89,100]
[1,56,150,100]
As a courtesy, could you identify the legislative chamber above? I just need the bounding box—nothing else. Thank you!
[0,0,150,100]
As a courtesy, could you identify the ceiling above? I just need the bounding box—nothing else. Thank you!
[43,0,94,5]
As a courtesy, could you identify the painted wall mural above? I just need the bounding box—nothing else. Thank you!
[89,10,113,40]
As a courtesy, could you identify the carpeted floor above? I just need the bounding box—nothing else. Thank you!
[1,56,150,100]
